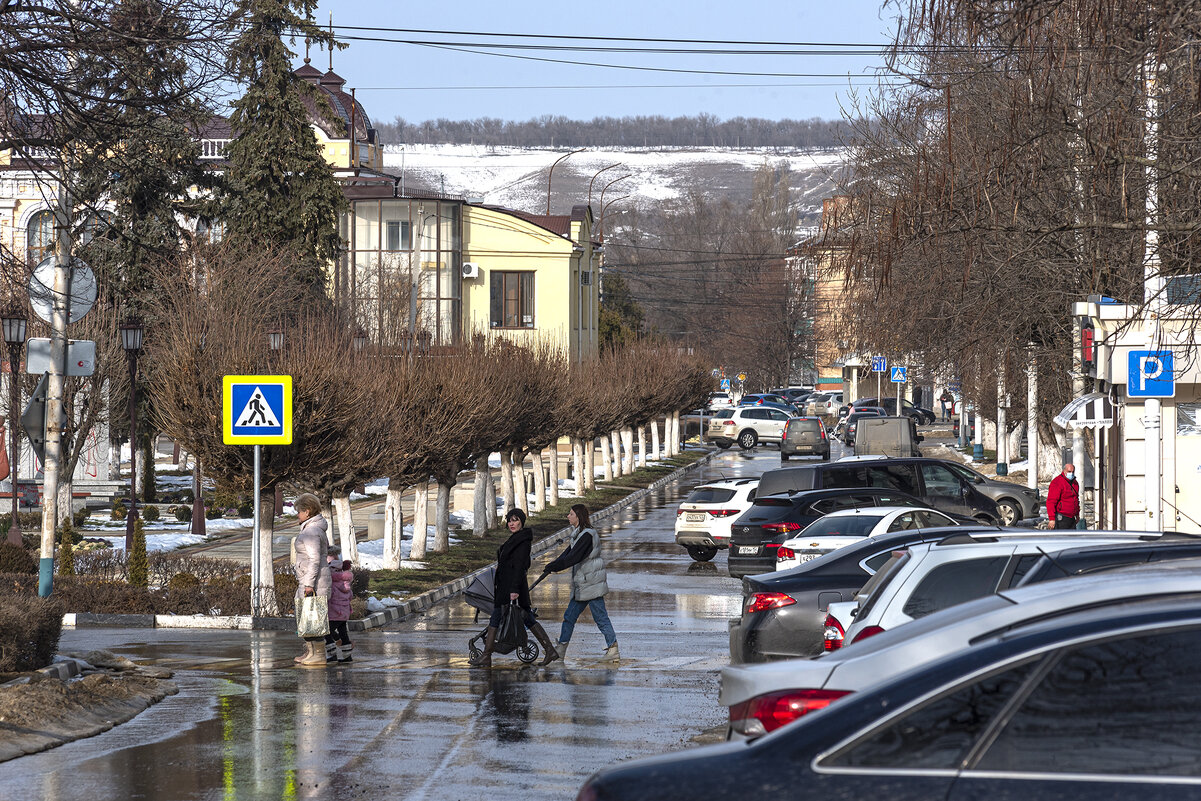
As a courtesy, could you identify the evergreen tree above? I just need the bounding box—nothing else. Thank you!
[129,519,148,589]
[599,273,645,348]
[58,538,75,576]
[221,0,345,296]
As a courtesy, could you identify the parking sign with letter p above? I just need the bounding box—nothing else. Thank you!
[1127,350,1174,398]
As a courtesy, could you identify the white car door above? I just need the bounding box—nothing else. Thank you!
[764,409,789,441]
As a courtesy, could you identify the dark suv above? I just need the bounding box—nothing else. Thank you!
[750,458,1000,525]
[727,487,937,577]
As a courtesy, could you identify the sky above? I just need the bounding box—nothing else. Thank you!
[307,0,900,126]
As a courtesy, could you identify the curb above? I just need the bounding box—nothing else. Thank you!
[1,657,87,688]
[57,449,718,633]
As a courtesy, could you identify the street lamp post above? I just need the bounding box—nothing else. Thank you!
[546,148,586,214]
[120,319,144,550]
[2,307,27,546]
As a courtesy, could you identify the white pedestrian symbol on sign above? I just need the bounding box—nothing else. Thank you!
[236,388,280,428]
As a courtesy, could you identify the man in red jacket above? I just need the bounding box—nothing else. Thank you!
[1047,463,1081,529]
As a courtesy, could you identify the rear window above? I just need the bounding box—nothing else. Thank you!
[684,487,736,504]
[800,515,884,538]
[791,420,821,432]
[757,467,816,496]
[712,409,735,419]
[854,550,911,619]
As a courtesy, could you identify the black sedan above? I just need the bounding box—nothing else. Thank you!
[730,526,984,662]
[580,595,1201,801]
[727,487,969,578]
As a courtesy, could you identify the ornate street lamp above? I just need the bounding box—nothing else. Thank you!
[120,318,143,550]
[2,306,27,546]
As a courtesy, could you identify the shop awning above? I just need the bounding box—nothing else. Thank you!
[1054,392,1113,430]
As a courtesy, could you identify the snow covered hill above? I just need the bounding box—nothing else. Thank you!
[382,144,845,223]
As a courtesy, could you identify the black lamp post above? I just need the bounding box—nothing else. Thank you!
[120,319,143,550]
[2,307,27,546]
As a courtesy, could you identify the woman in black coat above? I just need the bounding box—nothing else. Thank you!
[470,508,560,667]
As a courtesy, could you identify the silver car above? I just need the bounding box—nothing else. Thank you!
[707,406,791,450]
[721,554,1201,739]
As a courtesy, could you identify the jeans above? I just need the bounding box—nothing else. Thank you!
[559,597,617,648]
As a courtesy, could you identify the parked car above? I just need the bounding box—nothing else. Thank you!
[581,587,1201,800]
[721,556,1201,740]
[705,392,733,411]
[706,406,792,450]
[726,487,960,578]
[837,408,886,445]
[840,396,935,424]
[1015,536,1201,586]
[853,416,924,457]
[806,391,843,417]
[746,459,1000,524]
[774,506,962,571]
[728,525,993,662]
[953,413,976,439]
[674,478,759,562]
[838,531,1161,646]
[936,459,1040,525]
[738,393,795,410]
[772,388,812,405]
[779,416,830,461]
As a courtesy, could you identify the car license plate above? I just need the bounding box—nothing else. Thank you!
[686,513,706,522]
[737,546,759,555]
[797,553,821,564]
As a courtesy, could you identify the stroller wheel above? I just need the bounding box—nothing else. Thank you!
[468,633,483,661]
[516,639,539,664]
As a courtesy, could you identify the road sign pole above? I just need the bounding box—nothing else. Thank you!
[251,444,261,617]
[897,373,902,411]
[876,370,881,402]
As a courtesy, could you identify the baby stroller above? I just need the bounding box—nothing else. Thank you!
[464,567,547,664]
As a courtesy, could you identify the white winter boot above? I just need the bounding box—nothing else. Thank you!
[602,642,620,662]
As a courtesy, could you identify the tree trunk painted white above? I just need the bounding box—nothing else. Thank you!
[584,438,596,490]
[600,435,614,482]
[531,449,546,512]
[473,456,489,535]
[666,413,677,456]
[384,480,405,568]
[500,449,515,511]
[571,438,584,495]
[610,430,622,476]
[434,477,453,552]
[548,444,560,505]
[1008,423,1027,468]
[486,468,498,527]
[331,492,358,565]
[621,427,635,473]
[651,417,662,460]
[110,440,121,480]
[410,480,430,560]
[56,479,72,528]
[637,425,647,468]
[514,452,528,513]
[256,490,279,615]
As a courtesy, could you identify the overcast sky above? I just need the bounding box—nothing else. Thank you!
[308,0,900,126]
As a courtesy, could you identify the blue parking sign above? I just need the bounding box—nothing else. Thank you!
[1127,350,1174,398]
[890,366,907,383]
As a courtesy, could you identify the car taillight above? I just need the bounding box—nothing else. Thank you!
[676,508,687,516]
[776,546,795,561]
[851,625,885,644]
[745,592,796,614]
[723,420,735,426]
[762,522,802,534]
[708,509,741,517]
[729,688,852,736]
[823,613,845,651]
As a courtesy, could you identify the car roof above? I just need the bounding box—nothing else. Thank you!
[818,506,938,518]
[693,477,759,490]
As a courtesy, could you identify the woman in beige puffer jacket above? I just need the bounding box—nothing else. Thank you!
[293,493,332,667]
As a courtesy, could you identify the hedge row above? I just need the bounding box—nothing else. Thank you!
[0,594,64,672]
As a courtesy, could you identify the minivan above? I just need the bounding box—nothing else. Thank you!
[752,458,1000,523]
[854,416,923,457]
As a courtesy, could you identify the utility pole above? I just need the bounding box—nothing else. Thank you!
[1143,45,1165,532]
[996,354,1008,476]
[1027,348,1039,492]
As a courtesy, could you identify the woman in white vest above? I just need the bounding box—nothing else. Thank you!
[540,503,619,662]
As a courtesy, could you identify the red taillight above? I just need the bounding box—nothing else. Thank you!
[676,508,686,516]
[823,613,845,651]
[762,522,802,535]
[729,688,852,736]
[776,546,795,561]
[851,625,885,644]
[819,427,827,441]
[709,509,741,518]
[745,592,796,614]
[723,420,736,426]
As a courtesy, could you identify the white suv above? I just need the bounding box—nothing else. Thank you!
[674,478,758,562]
[706,407,792,450]
[836,531,1160,647]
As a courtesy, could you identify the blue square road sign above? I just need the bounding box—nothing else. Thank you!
[890,366,907,383]
[871,356,887,373]
[1127,350,1174,398]
[223,375,293,444]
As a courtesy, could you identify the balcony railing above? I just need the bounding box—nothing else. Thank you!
[199,139,230,160]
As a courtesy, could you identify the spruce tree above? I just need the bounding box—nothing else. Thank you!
[222,0,346,296]
[129,519,148,589]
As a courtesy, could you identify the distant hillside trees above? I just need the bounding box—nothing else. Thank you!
[375,114,849,149]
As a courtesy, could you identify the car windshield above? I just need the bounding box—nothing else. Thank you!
[944,463,981,482]
[801,515,884,538]
[684,487,736,504]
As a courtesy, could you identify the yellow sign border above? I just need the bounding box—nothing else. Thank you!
[222,375,293,445]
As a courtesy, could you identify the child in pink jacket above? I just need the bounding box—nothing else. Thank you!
[324,546,354,663]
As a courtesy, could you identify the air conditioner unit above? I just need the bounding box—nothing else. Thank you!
[580,271,592,285]
[462,262,480,279]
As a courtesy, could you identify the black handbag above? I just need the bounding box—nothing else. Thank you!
[494,600,528,654]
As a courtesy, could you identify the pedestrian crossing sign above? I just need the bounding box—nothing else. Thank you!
[223,375,292,445]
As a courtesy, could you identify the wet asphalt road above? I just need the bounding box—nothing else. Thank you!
[0,446,813,801]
